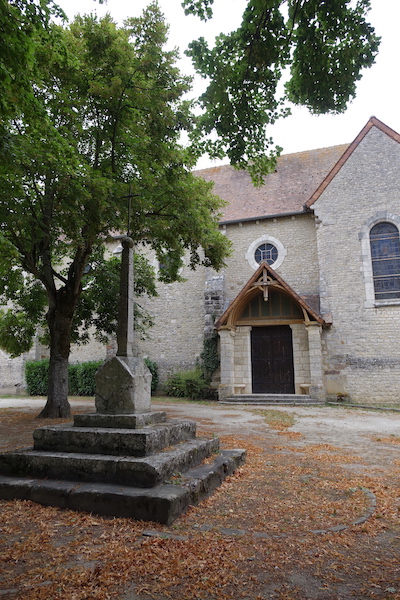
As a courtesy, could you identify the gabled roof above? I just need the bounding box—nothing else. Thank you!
[306,116,400,208]
[195,117,400,223]
[195,144,348,223]
[215,261,325,329]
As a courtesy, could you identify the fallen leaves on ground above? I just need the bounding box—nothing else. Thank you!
[1,407,400,600]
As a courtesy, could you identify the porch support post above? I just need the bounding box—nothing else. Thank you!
[234,326,252,394]
[305,322,326,400]
[218,328,235,401]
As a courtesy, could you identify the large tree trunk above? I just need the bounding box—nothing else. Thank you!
[37,290,76,419]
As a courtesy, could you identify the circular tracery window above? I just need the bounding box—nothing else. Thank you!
[246,235,286,270]
[254,243,278,265]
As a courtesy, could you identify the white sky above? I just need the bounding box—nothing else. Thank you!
[58,0,400,167]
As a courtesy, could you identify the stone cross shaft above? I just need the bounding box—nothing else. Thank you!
[116,236,135,357]
[95,235,151,414]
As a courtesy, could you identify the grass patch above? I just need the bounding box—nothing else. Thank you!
[152,396,215,406]
[249,409,296,430]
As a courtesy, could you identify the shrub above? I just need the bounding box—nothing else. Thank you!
[68,363,80,396]
[75,360,103,396]
[164,368,216,401]
[144,357,158,394]
[25,359,49,395]
[25,359,103,396]
[199,332,220,382]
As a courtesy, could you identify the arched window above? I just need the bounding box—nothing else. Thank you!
[370,222,400,300]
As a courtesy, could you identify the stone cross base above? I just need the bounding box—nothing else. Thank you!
[95,356,152,414]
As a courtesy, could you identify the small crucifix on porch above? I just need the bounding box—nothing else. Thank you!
[252,265,277,301]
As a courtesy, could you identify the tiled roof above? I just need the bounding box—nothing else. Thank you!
[195,144,349,222]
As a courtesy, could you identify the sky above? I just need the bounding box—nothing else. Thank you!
[58,0,400,168]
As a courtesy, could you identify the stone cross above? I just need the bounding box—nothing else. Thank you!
[116,236,135,357]
[94,236,152,414]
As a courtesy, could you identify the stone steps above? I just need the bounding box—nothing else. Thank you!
[0,406,245,524]
[0,437,220,488]
[222,394,324,405]
[33,420,196,457]
[73,411,167,429]
[0,449,244,525]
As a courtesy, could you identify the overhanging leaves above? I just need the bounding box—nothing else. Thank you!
[185,0,380,184]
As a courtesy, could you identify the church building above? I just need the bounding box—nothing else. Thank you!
[1,116,400,406]
[137,116,400,405]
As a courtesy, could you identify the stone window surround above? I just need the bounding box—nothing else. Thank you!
[359,211,400,308]
[246,234,287,271]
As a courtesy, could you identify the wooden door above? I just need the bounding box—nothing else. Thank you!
[251,325,295,394]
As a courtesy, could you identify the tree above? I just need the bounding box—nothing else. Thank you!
[183,0,380,184]
[0,247,158,357]
[0,1,65,125]
[0,4,230,418]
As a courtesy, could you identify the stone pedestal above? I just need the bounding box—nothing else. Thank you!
[95,356,151,414]
[0,409,245,524]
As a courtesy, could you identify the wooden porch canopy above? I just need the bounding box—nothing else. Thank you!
[215,262,327,329]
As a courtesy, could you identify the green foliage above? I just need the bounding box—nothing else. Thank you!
[199,332,220,382]
[72,250,158,346]
[164,368,217,401]
[25,359,49,396]
[70,361,103,396]
[144,357,158,394]
[184,0,380,184]
[0,0,65,124]
[0,248,157,355]
[0,5,230,414]
[0,310,37,358]
[25,359,103,396]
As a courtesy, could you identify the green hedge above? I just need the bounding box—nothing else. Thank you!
[69,361,103,396]
[25,359,102,396]
[25,359,49,396]
[26,357,158,396]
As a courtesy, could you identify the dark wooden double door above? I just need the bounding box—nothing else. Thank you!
[251,325,295,394]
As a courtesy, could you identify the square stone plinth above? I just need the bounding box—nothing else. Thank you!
[95,356,152,414]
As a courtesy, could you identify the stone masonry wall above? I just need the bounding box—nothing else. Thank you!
[314,126,400,404]
[221,214,320,304]
[137,254,207,386]
[233,326,252,394]
[75,216,320,390]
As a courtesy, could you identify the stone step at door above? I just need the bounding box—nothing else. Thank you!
[222,394,323,405]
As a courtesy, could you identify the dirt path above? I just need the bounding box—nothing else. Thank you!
[1,399,400,600]
[156,401,400,467]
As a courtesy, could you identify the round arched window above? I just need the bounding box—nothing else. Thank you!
[254,243,278,265]
[246,235,286,270]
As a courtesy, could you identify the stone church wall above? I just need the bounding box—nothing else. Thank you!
[221,213,320,303]
[291,323,311,389]
[314,127,400,404]
[137,256,207,385]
